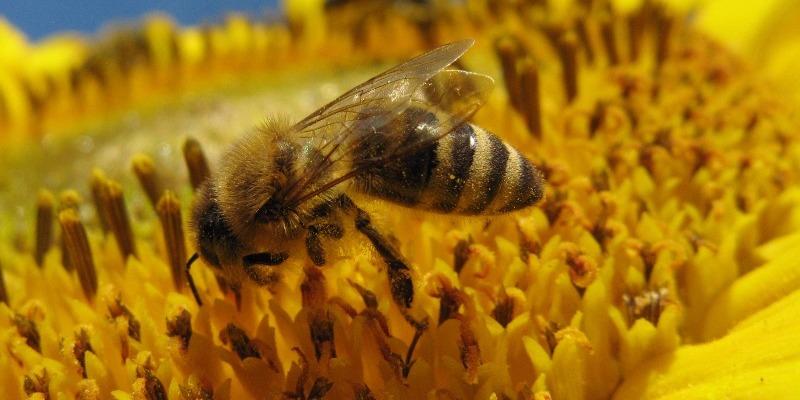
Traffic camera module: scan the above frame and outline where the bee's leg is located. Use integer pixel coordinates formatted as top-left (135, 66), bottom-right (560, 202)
top-left (305, 222), bottom-right (345, 266)
top-left (185, 252), bottom-right (203, 306)
top-left (305, 231), bottom-right (325, 266)
top-left (241, 252), bottom-right (288, 286)
top-left (336, 195), bottom-right (427, 330)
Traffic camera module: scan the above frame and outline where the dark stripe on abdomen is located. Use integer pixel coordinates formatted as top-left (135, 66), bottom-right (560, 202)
top-left (433, 124), bottom-right (476, 212)
top-left (498, 153), bottom-right (544, 212)
top-left (464, 133), bottom-right (509, 213)
top-left (353, 107), bottom-right (439, 206)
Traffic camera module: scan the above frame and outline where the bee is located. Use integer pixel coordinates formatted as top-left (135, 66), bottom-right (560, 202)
top-left (186, 39), bottom-right (544, 318)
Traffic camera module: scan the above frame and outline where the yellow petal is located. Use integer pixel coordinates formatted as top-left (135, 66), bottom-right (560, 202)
top-left (614, 288), bottom-right (800, 399)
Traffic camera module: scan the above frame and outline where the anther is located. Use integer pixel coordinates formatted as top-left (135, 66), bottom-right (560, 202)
top-left (131, 153), bottom-right (163, 209)
top-left (519, 59), bottom-right (543, 138)
top-left (34, 190), bottom-right (55, 267)
top-left (95, 174), bottom-right (138, 261)
top-left (556, 33), bottom-right (579, 103)
top-left (0, 261), bottom-right (7, 304)
top-left (623, 287), bottom-right (669, 326)
top-left (495, 37), bottom-right (523, 111)
top-left (491, 291), bottom-right (515, 328)
top-left (89, 170), bottom-right (110, 232)
top-left (182, 137), bottom-right (211, 190)
top-left (73, 328), bottom-right (94, 379)
top-left (219, 323), bottom-right (261, 360)
top-left (59, 209), bottom-right (98, 301)
top-left (166, 309), bottom-right (193, 351)
top-left (59, 190), bottom-right (82, 271)
top-left (655, 9), bottom-right (674, 70)
top-left (13, 313), bottom-right (41, 352)
top-left (627, 9), bottom-right (645, 61)
top-left (157, 191), bottom-right (187, 289)
top-left (575, 17), bottom-right (596, 64)
top-left (600, 16), bottom-right (620, 65)
top-left (453, 237), bottom-right (472, 274)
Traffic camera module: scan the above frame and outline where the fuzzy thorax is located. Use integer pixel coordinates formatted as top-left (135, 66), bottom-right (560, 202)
top-left (212, 120), bottom-right (293, 244)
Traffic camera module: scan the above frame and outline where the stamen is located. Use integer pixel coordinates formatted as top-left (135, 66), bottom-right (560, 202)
top-left (58, 209), bottom-right (98, 301)
top-left (623, 287), bottom-right (669, 326)
top-left (59, 190), bottom-right (82, 271)
top-left (519, 59), bottom-right (543, 138)
top-left (156, 191), bottom-right (187, 289)
top-left (219, 323), bottom-right (261, 360)
top-left (600, 15), bottom-right (620, 65)
top-left (166, 309), bottom-right (193, 351)
top-left (458, 316), bottom-right (481, 384)
top-left (134, 368), bottom-right (168, 400)
top-left (495, 37), bottom-right (523, 111)
top-left (89, 170), bottom-right (110, 232)
top-left (73, 328), bottom-right (94, 379)
top-left (308, 378), bottom-right (334, 399)
top-left (655, 8), bottom-right (674, 70)
top-left (131, 153), bottom-right (163, 209)
top-left (556, 33), bottom-right (579, 103)
top-left (95, 174), bottom-right (138, 261)
top-left (0, 261), bottom-right (6, 304)
top-left (34, 190), bottom-right (55, 267)
top-left (627, 8), bottom-right (645, 61)
top-left (182, 137), bottom-right (211, 190)
top-left (13, 313), bottom-right (41, 352)
top-left (23, 369), bottom-right (50, 398)
top-left (575, 17), bottom-right (596, 64)
top-left (491, 291), bottom-right (515, 328)
top-left (453, 237), bottom-right (472, 273)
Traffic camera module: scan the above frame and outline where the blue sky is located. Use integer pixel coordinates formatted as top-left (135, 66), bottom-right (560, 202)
top-left (2, 1), bottom-right (280, 41)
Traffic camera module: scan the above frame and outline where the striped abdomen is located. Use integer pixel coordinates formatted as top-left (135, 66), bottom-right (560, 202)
top-left (353, 107), bottom-right (544, 215)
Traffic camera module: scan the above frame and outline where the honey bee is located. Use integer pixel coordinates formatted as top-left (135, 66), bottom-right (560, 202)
top-left (186, 39), bottom-right (544, 317)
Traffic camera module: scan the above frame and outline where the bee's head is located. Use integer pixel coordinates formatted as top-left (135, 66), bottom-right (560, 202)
top-left (190, 183), bottom-right (244, 266)
top-left (187, 182), bottom-right (247, 307)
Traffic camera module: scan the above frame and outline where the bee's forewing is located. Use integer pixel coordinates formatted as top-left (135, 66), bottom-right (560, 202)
top-left (293, 39), bottom-right (476, 139)
top-left (278, 40), bottom-right (492, 206)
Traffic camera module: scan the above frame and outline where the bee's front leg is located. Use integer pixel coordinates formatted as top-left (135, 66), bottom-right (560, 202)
top-left (242, 252), bottom-right (288, 286)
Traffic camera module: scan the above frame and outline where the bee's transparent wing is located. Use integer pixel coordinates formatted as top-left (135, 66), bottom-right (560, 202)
top-left (277, 62), bottom-right (494, 206)
top-left (292, 40), bottom-right (475, 139)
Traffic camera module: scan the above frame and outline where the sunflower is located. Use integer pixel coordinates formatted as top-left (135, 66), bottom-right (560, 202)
top-left (1, 0), bottom-right (799, 399)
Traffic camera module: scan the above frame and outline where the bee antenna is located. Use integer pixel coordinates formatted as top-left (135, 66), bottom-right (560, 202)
top-left (185, 252), bottom-right (203, 306)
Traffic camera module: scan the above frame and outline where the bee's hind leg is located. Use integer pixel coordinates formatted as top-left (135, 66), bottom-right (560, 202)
top-left (336, 195), bottom-right (428, 331)
top-left (242, 252), bottom-right (288, 286)
top-left (305, 223), bottom-right (345, 266)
